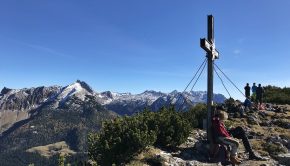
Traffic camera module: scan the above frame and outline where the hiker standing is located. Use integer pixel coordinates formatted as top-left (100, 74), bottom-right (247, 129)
top-left (256, 84), bottom-right (264, 105)
top-left (244, 83), bottom-right (251, 99)
top-left (252, 83), bottom-right (257, 101)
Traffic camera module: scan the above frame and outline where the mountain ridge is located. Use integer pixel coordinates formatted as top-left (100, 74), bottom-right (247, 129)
top-left (0, 80), bottom-right (226, 134)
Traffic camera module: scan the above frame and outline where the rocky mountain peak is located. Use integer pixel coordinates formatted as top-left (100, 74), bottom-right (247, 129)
top-left (169, 90), bottom-right (179, 95)
top-left (101, 91), bottom-right (114, 99)
top-left (57, 80), bottom-right (94, 103)
top-left (141, 90), bottom-right (165, 96)
top-left (75, 80), bottom-right (94, 93)
top-left (0, 87), bottom-right (12, 95)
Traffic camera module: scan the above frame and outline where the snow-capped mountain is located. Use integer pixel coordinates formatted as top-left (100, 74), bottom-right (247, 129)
top-left (98, 90), bottom-right (165, 105)
top-left (96, 89), bottom-right (226, 115)
top-left (0, 80), bottom-right (227, 134)
top-left (150, 90), bottom-right (226, 112)
top-left (56, 80), bottom-right (94, 104)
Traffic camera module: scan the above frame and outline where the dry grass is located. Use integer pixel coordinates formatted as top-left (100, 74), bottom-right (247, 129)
top-left (126, 146), bottom-right (162, 166)
top-left (26, 141), bottom-right (76, 158)
top-left (251, 139), bottom-right (268, 156)
top-left (226, 109), bottom-right (290, 156)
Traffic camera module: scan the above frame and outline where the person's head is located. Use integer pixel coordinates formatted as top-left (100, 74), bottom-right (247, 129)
top-left (218, 111), bottom-right (228, 121)
top-left (258, 84), bottom-right (261, 87)
top-left (253, 83), bottom-right (256, 85)
top-left (246, 83), bottom-right (249, 86)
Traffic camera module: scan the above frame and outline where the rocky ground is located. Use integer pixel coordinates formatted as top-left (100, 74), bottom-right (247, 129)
top-left (127, 105), bottom-right (290, 166)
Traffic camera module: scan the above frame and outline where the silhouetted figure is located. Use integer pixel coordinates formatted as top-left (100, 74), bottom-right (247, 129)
top-left (244, 83), bottom-right (251, 98)
top-left (256, 84), bottom-right (264, 104)
top-left (252, 83), bottom-right (257, 101)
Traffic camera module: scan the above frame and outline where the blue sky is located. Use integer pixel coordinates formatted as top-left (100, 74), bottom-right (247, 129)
top-left (1, 0), bottom-right (290, 100)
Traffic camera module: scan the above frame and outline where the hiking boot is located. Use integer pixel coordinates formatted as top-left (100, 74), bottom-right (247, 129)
top-left (230, 156), bottom-right (241, 165)
top-left (249, 153), bottom-right (267, 161)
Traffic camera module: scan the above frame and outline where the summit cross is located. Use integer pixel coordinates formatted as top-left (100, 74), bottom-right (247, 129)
top-left (200, 15), bottom-right (219, 145)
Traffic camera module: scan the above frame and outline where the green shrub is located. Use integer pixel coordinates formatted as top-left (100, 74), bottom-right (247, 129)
top-left (88, 115), bottom-right (157, 165)
top-left (264, 85), bottom-right (290, 104)
top-left (224, 98), bottom-right (237, 112)
top-left (58, 154), bottom-right (65, 166)
top-left (88, 107), bottom-right (191, 165)
top-left (154, 107), bottom-right (191, 147)
top-left (182, 103), bottom-right (207, 128)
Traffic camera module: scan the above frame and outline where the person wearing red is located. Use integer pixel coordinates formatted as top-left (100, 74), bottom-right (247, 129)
top-left (212, 111), bottom-right (241, 164)
top-left (213, 110), bottom-right (267, 163)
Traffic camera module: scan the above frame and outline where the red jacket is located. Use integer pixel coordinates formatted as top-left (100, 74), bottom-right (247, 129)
top-left (212, 117), bottom-right (231, 137)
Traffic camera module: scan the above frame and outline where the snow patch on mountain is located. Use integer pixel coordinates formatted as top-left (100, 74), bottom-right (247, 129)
top-left (97, 90), bottom-right (166, 105)
top-left (56, 80), bottom-right (94, 103)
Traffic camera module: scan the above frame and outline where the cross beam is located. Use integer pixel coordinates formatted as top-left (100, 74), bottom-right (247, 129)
top-left (200, 15), bottom-right (219, 145)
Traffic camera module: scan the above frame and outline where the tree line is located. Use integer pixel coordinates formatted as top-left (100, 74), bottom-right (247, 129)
top-left (264, 85), bottom-right (290, 104)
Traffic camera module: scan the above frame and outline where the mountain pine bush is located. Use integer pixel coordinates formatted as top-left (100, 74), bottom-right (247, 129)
top-left (182, 103), bottom-right (207, 129)
top-left (154, 107), bottom-right (191, 147)
top-left (88, 106), bottom-right (194, 165)
top-left (264, 85), bottom-right (290, 104)
top-left (88, 112), bottom-right (157, 165)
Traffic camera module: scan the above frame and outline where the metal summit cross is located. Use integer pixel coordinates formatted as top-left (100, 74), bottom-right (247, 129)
top-left (200, 15), bottom-right (219, 145)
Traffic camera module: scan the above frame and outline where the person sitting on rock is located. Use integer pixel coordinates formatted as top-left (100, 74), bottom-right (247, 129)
top-left (213, 110), bottom-right (267, 162)
top-left (212, 111), bottom-right (241, 164)
top-left (243, 97), bottom-right (252, 111)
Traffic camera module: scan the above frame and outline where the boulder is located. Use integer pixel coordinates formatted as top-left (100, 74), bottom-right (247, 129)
top-left (247, 115), bottom-right (260, 125)
top-left (276, 153), bottom-right (290, 165)
top-left (267, 135), bottom-right (288, 148)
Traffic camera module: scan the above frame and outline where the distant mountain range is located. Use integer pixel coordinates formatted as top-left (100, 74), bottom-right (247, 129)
top-left (0, 80), bottom-right (226, 136)
top-left (0, 80), bottom-right (225, 165)
top-left (0, 80), bottom-right (226, 165)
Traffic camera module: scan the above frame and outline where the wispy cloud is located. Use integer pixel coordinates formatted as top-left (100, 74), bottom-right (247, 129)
top-left (24, 43), bottom-right (74, 59)
top-left (5, 37), bottom-right (75, 59)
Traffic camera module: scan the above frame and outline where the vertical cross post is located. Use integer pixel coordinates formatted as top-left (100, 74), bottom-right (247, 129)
top-left (207, 15), bottom-right (214, 146)
top-left (200, 15), bottom-right (219, 146)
